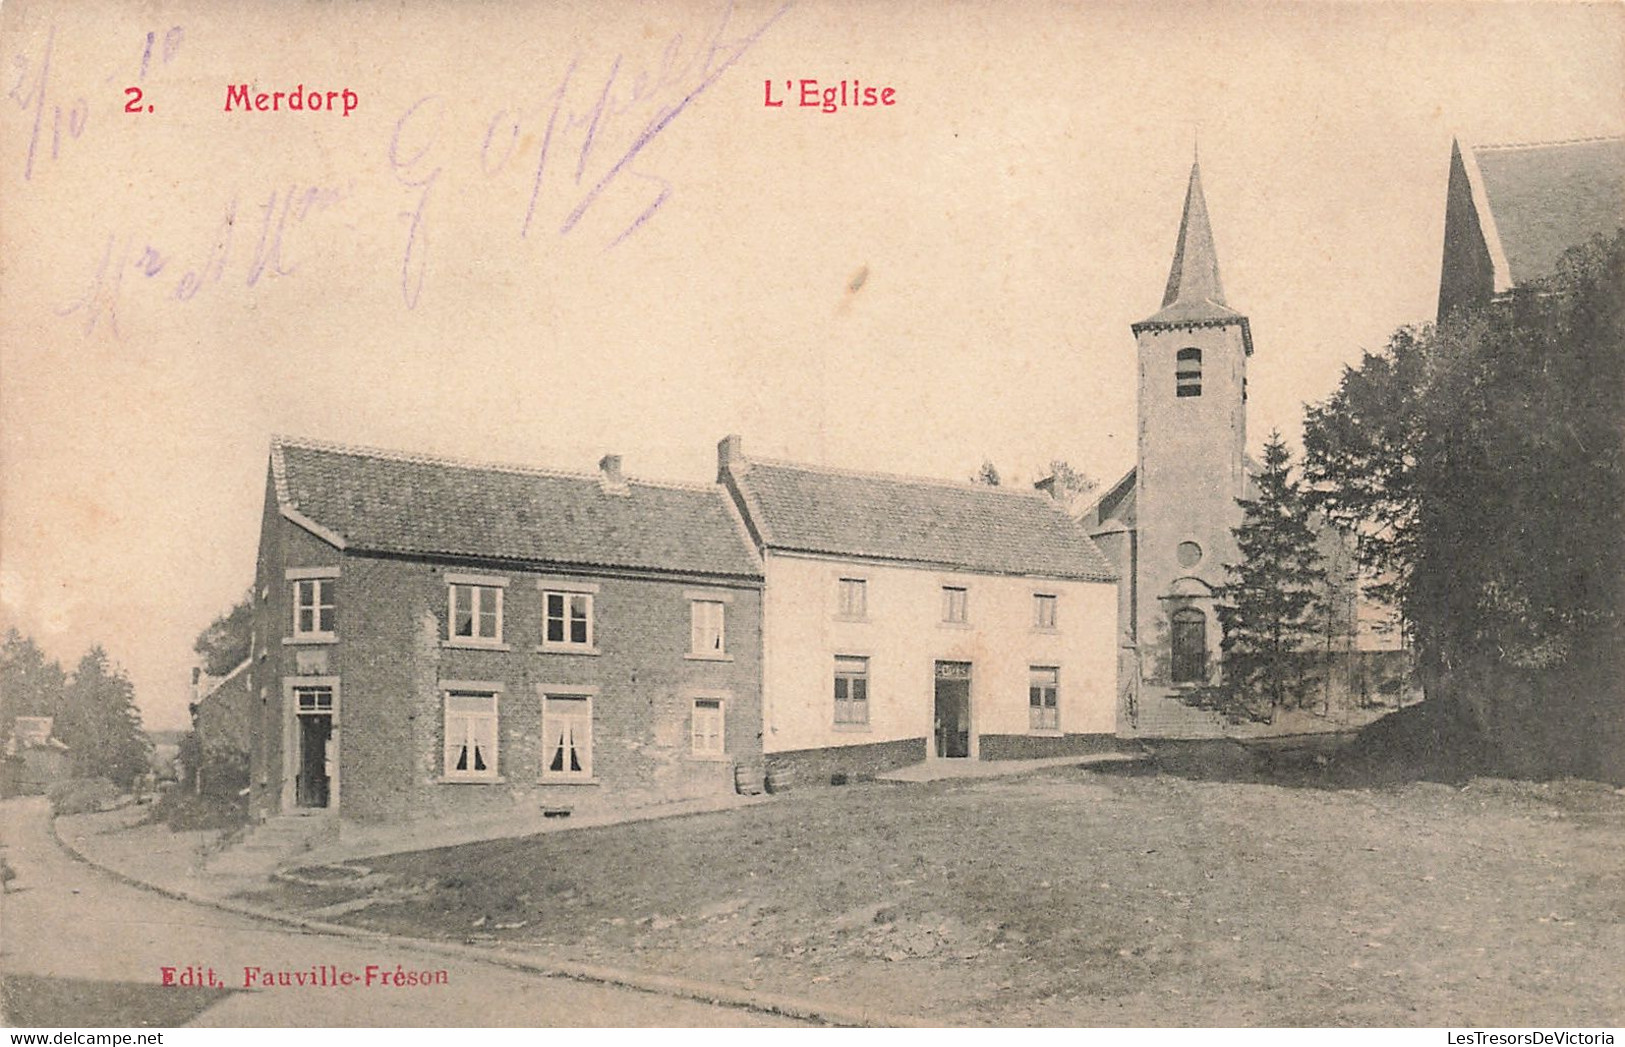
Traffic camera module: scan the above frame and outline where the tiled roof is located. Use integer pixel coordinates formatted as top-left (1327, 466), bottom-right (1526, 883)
top-left (1134, 161), bottom-right (1254, 354)
top-left (270, 437), bottom-right (761, 579)
top-left (1470, 137), bottom-right (1625, 286)
top-left (727, 458), bottom-right (1117, 582)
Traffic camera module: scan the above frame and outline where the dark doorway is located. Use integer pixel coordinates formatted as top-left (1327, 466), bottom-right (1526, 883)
top-left (934, 661), bottom-right (971, 758)
top-left (1171, 608), bottom-right (1208, 684)
top-left (296, 714), bottom-right (331, 808)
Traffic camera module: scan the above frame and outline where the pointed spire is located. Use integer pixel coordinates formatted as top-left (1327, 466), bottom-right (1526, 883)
top-left (1160, 161), bottom-right (1228, 310)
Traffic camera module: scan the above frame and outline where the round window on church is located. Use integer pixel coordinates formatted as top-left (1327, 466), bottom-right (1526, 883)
top-left (1177, 541), bottom-right (1203, 568)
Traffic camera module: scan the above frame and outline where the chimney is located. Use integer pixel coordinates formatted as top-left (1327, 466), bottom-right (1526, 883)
top-left (1034, 475), bottom-right (1058, 499)
top-left (598, 454), bottom-right (629, 495)
top-left (716, 434), bottom-right (743, 482)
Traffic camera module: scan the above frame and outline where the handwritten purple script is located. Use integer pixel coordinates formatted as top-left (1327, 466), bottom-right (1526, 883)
top-left (389, 0), bottom-right (791, 308)
top-left (30, 0), bottom-right (790, 336)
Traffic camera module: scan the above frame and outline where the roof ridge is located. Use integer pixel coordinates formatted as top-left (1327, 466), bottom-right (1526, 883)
top-left (1470, 134), bottom-right (1624, 152)
top-left (270, 434), bottom-right (723, 495)
top-left (745, 454), bottom-right (1057, 501)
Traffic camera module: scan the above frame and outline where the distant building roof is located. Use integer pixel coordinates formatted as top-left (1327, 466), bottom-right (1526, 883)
top-left (1438, 136), bottom-right (1625, 320)
top-left (7, 716), bottom-right (67, 754)
top-left (722, 446), bottom-right (1117, 583)
top-left (270, 436), bottom-right (762, 581)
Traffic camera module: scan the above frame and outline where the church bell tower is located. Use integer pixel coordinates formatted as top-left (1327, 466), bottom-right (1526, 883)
top-left (1129, 160), bottom-right (1252, 691)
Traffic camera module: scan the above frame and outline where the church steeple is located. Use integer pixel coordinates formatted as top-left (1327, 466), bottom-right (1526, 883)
top-left (1135, 160), bottom-right (1251, 352)
top-left (1161, 162), bottom-right (1227, 311)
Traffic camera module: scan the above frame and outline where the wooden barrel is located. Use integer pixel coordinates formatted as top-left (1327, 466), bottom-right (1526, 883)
top-left (764, 765), bottom-right (796, 794)
top-left (733, 762), bottom-right (764, 796)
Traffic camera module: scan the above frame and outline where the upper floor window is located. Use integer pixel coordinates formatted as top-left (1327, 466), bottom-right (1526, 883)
top-left (690, 600), bottom-right (726, 656)
top-left (287, 567), bottom-right (339, 641)
top-left (447, 574), bottom-right (506, 645)
top-left (543, 591), bottom-right (594, 649)
top-left (1171, 608), bottom-right (1208, 684)
top-left (941, 586), bottom-right (969, 624)
top-left (1033, 593), bottom-right (1058, 630)
top-left (1176, 347), bottom-right (1202, 398)
top-left (293, 578), bottom-right (336, 639)
top-left (837, 577), bottom-right (868, 619)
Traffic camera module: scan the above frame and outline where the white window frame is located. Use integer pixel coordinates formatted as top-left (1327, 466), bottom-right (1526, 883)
top-left (446, 573), bottom-right (507, 647)
top-left (833, 655), bottom-right (870, 726)
top-left (690, 696), bottom-right (726, 758)
top-left (836, 577), bottom-right (868, 620)
top-left (542, 590), bottom-right (595, 650)
top-left (442, 686), bottom-right (500, 782)
top-left (690, 599), bottom-right (726, 657)
top-left (540, 691), bottom-right (594, 781)
top-left (941, 585), bottom-right (969, 624)
top-left (1029, 666), bottom-right (1060, 732)
top-left (286, 566), bottom-right (339, 642)
top-left (1033, 593), bottom-right (1058, 631)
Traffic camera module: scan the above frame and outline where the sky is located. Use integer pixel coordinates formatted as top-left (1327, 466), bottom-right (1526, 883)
top-left (1, 0), bottom-right (1620, 731)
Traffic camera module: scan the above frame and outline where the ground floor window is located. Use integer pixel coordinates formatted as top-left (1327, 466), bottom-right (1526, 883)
top-left (834, 655), bottom-right (869, 725)
top-left (691, 698), bottom-right (725, 756)
top-left (543, 694), bottom-right (593, 779)
top-left (444, 691), bottom-right (498, 780)
top-left (1029, 666), bottom-right (1059, 731)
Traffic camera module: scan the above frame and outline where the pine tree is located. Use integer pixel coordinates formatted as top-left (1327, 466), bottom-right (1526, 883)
top-left (59, 647), bottom-right (151, 789)
top-left (1216, 432), bottom-right (1328, 721)
top-left (0, 629), bottom-right (69, 730)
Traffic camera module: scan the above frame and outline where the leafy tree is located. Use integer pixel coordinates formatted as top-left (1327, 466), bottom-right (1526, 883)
top-left (0, 629), bottom-right (68, 730)
top-left (1041, 459), bottom-right (1098, 516)
top-left (1213, 432), bottom-right (1328, 721)
top-left (971, 460), bottom-right (1002, 486)
top-left (57, 646), bottom-right (151, 789)
top-left (193, 590), bottom-right (254, 676)
top-left (1303, 231), bottom-right (1625, 778)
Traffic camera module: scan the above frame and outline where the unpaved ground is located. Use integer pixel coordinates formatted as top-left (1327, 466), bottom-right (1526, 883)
top-left (244, 768), bottom-right (1625, 1026)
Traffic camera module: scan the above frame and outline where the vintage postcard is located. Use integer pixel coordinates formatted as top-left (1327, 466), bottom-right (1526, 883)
top-left (1, 0), bottom-right (1621, 1032)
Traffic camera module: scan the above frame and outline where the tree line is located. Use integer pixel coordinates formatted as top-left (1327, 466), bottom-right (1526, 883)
top-left (1, 630), bottom-right (152, 789)
top-left (1207, 231), bottom-right (1623, 778)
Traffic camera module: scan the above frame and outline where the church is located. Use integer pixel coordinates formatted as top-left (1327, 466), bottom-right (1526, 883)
top-left (1080, 161), bottom-right (1396, 737)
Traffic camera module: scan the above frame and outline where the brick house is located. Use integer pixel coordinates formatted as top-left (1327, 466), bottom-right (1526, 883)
top-left (716, 436), bottom-right (1122, 783)
top-left (247, 436), bottom-right (763, 825)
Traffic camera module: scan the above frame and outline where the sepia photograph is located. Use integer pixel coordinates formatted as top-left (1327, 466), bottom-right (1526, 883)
top-left (0, 0), bottom-right (1621, 1032)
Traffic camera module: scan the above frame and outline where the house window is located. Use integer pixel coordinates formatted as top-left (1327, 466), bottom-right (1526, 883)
top-left (543, 591), bottom-right (594, 649)
top-left (833, 656), bottom-right (869, 725)
top-left (1176, 347), bottom-right (1202, 398)
top-left (443, 691), bottom-right (498, 780)
top-left (1033, 593), bottom-right (1058, 630)
top-left (293, 578), bottom-right (335, 638)
top-left (449, 582), bottom-right (503, 643)
top-left (837, 578), bottom-right (868, 619)
top-left (690, 600), bottom-right (726, 656)
top-left (691, 698), bottom-right (725, 757)
top-left (295, 685), bottom-right (334, 712)
top-left (1171, 608), bottom-right (1208, 684)
top-left (542, 695), bottom-right (592, 779)
top-left (941, 586), bottom-right (968, 624)
top-left (1029, 667), bottom-right (1059, 731)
